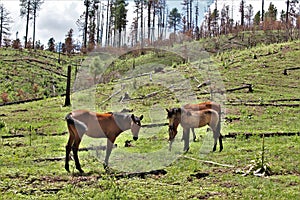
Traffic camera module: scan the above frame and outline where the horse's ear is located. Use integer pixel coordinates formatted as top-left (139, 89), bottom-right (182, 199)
top-left (131, 114), bottom-right (135, 121)
top-left (139, 115), bottom-right (144, 120)
top-left (166, 108), bottom-right (170, 113)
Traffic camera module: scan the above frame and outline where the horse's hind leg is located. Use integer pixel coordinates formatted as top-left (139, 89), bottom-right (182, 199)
top-left (104, 138), bottom-right (114, 169)
top-left (72, 135), bottom-right (84, 173)
top-left (219, 134), bottom-right (223, 152)
top-left (183, 128), bottom-right (190, 152)
top-left (212, 130), bottom-right (218, 152)
top-left (65, 126), bottom-right (75, 172)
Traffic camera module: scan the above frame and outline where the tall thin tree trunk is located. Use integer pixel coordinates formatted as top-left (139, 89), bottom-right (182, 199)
top-left (189, 0), bottom-right (192, 30)
top-left (152, 2), bottom-right (155, 43)
top-left (84, 0), bottom-right (89, 48)
top-left (261, 0), bottom-right (264, 21)
top-left (100, 4), bottom-right (104, 46)
top-left (33, 7), bottom-right (36, 49)
top-left (96, 4), bottom-right (100, 44)
top-left (147, 1), bottom-right (151, 42)
top-left (25, 0), bottom-right (30, 48)
top-left (140, 0), bottom-right (144, 47)
top-left (0, 7), bottom-right (3, 47)
top-left (105, 0), bottom-right (110, 46)
top-left (286, 0), bottom-right (289, 24)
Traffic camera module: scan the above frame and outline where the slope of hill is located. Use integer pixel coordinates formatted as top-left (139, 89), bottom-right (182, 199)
top-left (0, 48), bottom-right (82, 104)
top-left (0, 40), bottom-right (299, 199)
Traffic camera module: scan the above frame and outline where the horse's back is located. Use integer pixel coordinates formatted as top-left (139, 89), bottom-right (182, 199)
top-left (181, 109), bottom-right (219, 129)
top-left (184, 101), bottom-right (221, 113)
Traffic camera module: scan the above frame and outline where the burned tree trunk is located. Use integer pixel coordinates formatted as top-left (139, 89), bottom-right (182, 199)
top-left (64, 65), bottom-right (71, 107)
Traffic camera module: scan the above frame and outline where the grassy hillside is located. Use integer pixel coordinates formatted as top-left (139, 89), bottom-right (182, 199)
top-left (0, 40), bottom-right (299, 199)
top-left (0, 48), bottom-right (82, 103)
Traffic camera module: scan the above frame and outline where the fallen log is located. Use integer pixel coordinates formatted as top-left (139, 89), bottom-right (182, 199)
top-left (198, 84), bottom-right (253, 95)
top-left (226, 84), bottom-right (253, 93)
top-left (99, 89), bottom-right (122, 105)
top-left (225, 102), bottom-right (300, 107)
top-left (114, 169), bottom-right (167, 179)
top-left (33, 157), bottom-right (65, 162)
top-left (225, 132), bottom-right (300, 139)
top-left (1, 134), bottom-right (25, 139)
top-left (227, 98), bottom-right (300, 103)
top-left (0, 94), bottom-right (66, 107)
top-left (283, 67), bottom-right (300, 75)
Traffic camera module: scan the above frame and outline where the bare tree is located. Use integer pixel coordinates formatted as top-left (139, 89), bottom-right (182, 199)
top-left (20, 0), bottom-right (31, 48)
top-left (32, 0), bottom-right (44, 50)
top-left (245, 4), bottom-right (253, 27)
top-left (0, 4), bottom-right (12, 47)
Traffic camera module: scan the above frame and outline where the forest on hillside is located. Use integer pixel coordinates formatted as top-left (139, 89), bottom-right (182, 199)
top-left (0, 0), bottom-right (299, 52)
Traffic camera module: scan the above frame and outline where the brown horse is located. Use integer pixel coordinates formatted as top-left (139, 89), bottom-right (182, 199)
top-left (166, 107), bottom-right (222, 152)
top-left (65, 109), bottom-right (143, 173)
top-left (183, 101), bottom-right (221, 142)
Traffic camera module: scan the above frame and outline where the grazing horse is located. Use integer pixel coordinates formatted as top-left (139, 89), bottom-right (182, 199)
top-left (166, 107), bottom-right (222, 152)
top-left (183, 101), bottom-right (222, 142)
top-left (65, 109), bottom-right (143, 173)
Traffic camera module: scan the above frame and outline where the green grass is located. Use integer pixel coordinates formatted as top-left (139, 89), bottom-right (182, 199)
top-left (0, 48), bottom-right (83, 103)
top-left (0, 40), bottom-right (300, 199)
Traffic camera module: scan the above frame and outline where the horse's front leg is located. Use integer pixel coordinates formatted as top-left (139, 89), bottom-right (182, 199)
top-left (183, 128), bottom-right (190, 152)
top-left (104, 138), bottom-right (114, 169)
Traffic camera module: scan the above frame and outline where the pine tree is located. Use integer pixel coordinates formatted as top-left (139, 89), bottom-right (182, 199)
top-left (64, 28), bottom-right (74, 54)
top-left (168, 7), bottom-right (181, 34)
top-left (265, 2), bottom-right (277, 21)
top-left (47, 37), bottom-right (55, 52)
top-left (113, 0), bottom-right (128, 47)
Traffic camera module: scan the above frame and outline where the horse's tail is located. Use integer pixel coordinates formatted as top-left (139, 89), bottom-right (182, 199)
top-left (208, 109), bottom-right (220, 133)
top-left (217, 105), bottom-right (222, 137)
top-left (217, 105), bottom-right (223, 151)
top-left (65, 113), bottom-right (88, 134)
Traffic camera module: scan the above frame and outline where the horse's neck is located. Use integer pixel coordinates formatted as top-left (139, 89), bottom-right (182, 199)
top-left (113, 113), bottom-right (131, 131)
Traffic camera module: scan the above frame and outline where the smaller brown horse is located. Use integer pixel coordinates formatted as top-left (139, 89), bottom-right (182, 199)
top-left (166, 107), bottom-right (221, 152)
top-left (65, 110), bottom-right (143, 173)
top-left (183, 101), bottom-right (221, 142)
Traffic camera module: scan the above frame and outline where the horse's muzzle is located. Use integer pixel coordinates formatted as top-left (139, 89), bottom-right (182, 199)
top-left (133, 136), bottom-right (138, 141)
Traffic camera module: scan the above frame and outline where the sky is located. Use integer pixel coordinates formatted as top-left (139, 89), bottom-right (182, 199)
top-left (0, 0), bottom-right (289, 47)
